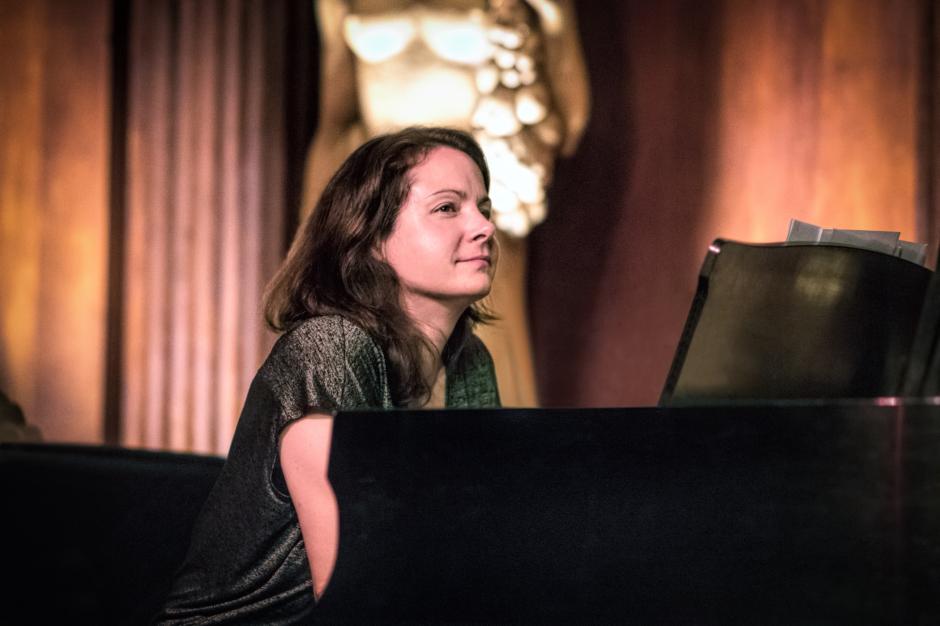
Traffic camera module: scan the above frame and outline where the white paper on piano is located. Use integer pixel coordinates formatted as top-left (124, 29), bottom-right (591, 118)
top-left (786, 219), bottom-right (928, 266)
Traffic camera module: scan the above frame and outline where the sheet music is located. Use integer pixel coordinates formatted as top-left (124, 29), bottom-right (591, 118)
top-left (786, 218), bottom-right (927, 265)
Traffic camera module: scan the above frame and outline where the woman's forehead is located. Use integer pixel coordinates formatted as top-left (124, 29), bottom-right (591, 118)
top-left (408, 146), bottom-right (485, 193)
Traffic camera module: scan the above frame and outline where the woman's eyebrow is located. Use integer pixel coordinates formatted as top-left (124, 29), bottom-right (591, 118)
top-left (425, 188), bottom-right (465, 198)
top-left (424, 189), bottom-right (490, 206)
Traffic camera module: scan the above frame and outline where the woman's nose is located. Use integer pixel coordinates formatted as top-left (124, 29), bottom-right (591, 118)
top-left (470, 208), bottom-right (496, 241)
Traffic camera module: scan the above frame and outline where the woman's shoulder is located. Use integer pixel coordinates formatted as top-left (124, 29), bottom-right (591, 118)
top-left (258, 315), bottom-right (390, 418)
top-left (271, 315), bottom-right (380, 361)
top-left (261, 315), bottom-right (385, 390)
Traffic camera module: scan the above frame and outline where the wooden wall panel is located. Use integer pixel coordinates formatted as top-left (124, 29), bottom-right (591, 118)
top-left (704, 0), bottom-right (921, 245)
top-left (0, 1), bottom-right (43, 427)
top-left (0, 0), bottom-right (110, 442)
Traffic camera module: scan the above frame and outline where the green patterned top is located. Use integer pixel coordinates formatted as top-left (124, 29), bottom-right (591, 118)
top-left (157, 315), bottom-right (500, 624)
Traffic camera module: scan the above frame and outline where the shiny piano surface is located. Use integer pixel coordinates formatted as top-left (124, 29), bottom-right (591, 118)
top-left (316, 402), bottom-right (940, 623)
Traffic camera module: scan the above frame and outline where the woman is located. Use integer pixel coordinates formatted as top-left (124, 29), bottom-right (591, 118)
top-left (157, 127), bottom-right (500, 624)
top-left (306, 0), bottom-right (591, 407)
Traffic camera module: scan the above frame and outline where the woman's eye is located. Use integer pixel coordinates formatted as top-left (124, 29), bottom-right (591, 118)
top-left (434, 203), bottom-right (457, 214)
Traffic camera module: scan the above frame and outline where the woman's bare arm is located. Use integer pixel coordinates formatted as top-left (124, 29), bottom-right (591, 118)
top-left (279, 412), bottom-right (339, 599)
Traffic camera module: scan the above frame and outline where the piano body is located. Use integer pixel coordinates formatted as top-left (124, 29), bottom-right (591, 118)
top-left (317, 403), bottom-right (940, 623)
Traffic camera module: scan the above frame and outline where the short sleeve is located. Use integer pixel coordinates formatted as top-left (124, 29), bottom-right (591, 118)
top-left (259, 316), bottom-right (389, 431)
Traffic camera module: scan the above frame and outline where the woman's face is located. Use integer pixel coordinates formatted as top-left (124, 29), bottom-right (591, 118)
top-left (382, 145), bottom-right (497, 314)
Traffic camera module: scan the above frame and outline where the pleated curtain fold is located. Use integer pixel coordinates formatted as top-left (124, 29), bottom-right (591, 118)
top-left (121, 0), bottom-right (289, 454)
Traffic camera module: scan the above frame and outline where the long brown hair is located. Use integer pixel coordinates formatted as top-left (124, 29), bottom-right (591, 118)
top-left (264, 127), bottom-right (493, 407)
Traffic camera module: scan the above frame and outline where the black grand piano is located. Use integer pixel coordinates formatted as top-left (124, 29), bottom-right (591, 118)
top-left (319, 400), bottom-right (940, 623)
top-left (313, 240), bottom-right (940, 623)
top-left (4, 241), bottom-right (940, 623)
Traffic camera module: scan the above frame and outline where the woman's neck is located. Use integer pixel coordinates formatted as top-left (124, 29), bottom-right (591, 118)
top-left (402, 294), bottom-right (466, 387)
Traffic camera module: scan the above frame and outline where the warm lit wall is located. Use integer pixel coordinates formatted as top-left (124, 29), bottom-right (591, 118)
top-left (1, 0), bottom-right (315, 453)
top-left (530, 0), bottom-right (933, 408)
top-left (0, 0), bottom-right (111, 442)
top-left (704, 0), bottom-right (921, 244)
